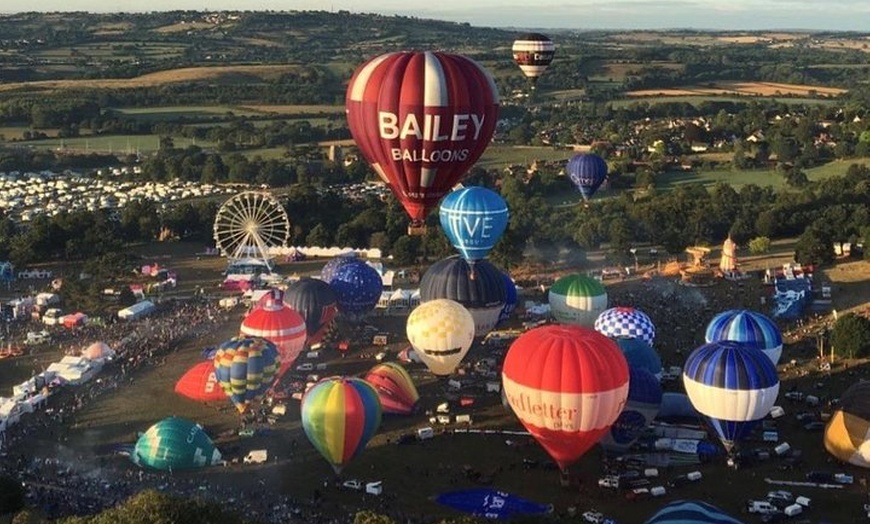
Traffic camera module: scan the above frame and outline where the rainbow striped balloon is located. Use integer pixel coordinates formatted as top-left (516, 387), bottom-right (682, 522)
top-left (364, 362), bottom-right (420, 415)
top-left (213, 336), bottom-right (280, 414)
top-left (301, 377), bottom-right (382, 473)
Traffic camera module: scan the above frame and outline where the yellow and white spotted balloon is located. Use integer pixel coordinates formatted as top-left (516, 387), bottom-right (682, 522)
top-left (406, 299), bottom-right (475, 376)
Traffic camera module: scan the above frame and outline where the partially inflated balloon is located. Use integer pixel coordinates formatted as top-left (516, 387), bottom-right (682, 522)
top-left (614, 337), bottom-right (663, 379)
top-left (364, 363), bottom-right (420, 415)
top-left (213, 336), bottom-right (280, 414)
top-left (301, 377), bottom-right (382, 474)
top-left (498, 272), bottom-right (518, 325)
top-left (502, 325), bottom-right (629, 470)
top-left (645, 500), bottom-right (745, 524)
top-left (175, 361), bottom-right (227, 402)
top-left (132, 417), bottom-right (222, 471)
top-left (599, 367), bottom-right (662, 452)
top-left (346, 51), bottom-right (499, 232)
top-left (825, 381), bottom-right (870, 468)
top-left (439, 186), bottom-right (509, 263)
top-left (406, 299), bottom-right (475, 376)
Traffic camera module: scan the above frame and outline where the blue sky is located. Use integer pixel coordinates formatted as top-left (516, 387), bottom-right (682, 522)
top-left (1, 0), bottom-right (869, 31)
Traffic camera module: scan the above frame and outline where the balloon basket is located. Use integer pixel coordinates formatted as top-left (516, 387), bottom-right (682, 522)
top-left (407, 223), bottom-right (427, 236)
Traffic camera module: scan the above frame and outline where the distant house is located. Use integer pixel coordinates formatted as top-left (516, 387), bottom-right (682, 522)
top-left (690, 142), bottom-right (709, 152)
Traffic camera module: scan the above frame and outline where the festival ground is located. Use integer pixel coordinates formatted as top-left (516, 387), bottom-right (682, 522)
top-left (2, 240), bottom-right (870, 523)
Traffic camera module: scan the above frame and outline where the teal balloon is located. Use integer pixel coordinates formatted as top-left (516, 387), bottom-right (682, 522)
top-left (132, 417), bottom-right (222, 470)
top-left (439, 187), bottom-right (509, 262)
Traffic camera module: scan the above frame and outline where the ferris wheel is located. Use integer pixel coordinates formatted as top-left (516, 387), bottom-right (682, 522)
top-left (213, 191), bottom-right (290, 269)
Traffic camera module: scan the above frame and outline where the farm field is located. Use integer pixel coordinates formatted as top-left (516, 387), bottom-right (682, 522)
top-left (2, 240), bottom-right (869, 523)
top-left (626, 81), bottom-right (847, 98)
top-left (476, 144), bottom-right (576, 169)
top-left (659, 158), bottom-right (870, 191)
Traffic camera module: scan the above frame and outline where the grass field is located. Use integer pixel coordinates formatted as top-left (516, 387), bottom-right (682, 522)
top-left (626, 81), bottom-right (847, 98)
top-left (477, 144), bottom-right (576, 169)
top-left (610, 95), bottom-right (838, 108)
top-left (21, 135), bottom-right (213, 155)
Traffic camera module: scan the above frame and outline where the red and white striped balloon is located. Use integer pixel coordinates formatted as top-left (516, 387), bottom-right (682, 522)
top-left (346, 51), bottom-right (499, 227)
top-left (241, 292), bottom-right (307, 378)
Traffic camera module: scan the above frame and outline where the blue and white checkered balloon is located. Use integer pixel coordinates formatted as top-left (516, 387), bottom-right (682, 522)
top-left (594, 307), bottom-right (656, 347)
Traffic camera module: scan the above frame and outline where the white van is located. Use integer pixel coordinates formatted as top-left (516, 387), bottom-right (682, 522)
top-left (747, 500), bottom-right (779, 514)
top-left (243, 450), bottom-right (268, 464)
top-left (296, 363), bottom-right (314, 372)
top-left (416, 427), bottom-right (434, 440)
top-left (784, 504), bottom-right (803, 517)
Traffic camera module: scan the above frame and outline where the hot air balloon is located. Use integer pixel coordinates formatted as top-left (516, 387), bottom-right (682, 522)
top-left (346, 51), bottom-right (499, 234)
top-left (615, 337), bottom-right (663, 379)
top-left (682, 340), bottom-right (779, 453)
top-left (132, 417), bottom-right (222, 471)
top-left (439, 186), bottom-right (509, 263)
top-left (175, 361), bottom-right (227, 402)
top-left (502, 324), bottom-right (629, 470)
top-left (566, 153), bottom-right (608, 201)
top-left (498, 272), bottom-right (518, 325)
top-left (213, 336), bottom-right (280, 414)
top-left (321, 253), bottom-right (358, 283)
top-left (406, 299), bottom-right (475, 376)
top-left (511, 33), bottom-right (555, 85)
top-left (595, 306), bottom-right (656, 347)
top-left (240, 290), bottom-right (307, 377)
top-left (284, 277), bottom-right (338, 346)
top-left (599, 366), bottom-right (662, 453)
top-left (301, 377), bottom-right (382, 474)
top-left (419, 255), bottom-right (506, 337)
top-left (825, 381), bottom-right (870, 468)
top-left (705, 309), bottom-right (783, 365)
top-left (364, 362), bottom-right (420, 415)
top-left (548, 274), bottom-right (608, 327)
top-left (328, 259), bottom-right (383, 323)
top-left (645, 500), bottom-right (745, 524)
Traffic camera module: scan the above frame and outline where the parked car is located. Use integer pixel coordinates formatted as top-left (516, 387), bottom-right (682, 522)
top-left (767, 490), bottom-right (794, 506)
top-left (342, 479), bottom-right (363, 491)
top-left (803, 421), bottom-right (826, 432)
top-left (582, 510), bottom-right (604, 523)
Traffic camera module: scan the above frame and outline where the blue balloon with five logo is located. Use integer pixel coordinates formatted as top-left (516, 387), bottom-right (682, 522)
top-left (439, 187), bottom-right (509, 263)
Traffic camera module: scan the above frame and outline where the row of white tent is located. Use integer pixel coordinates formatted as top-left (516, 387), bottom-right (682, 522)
top-left (0, 342), bottom-right (115, 447)
top-left (376, 288), bottom-right (421, 309)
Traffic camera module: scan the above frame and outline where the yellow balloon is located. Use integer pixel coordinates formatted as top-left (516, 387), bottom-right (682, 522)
top-left (406, 299), bottom-right (475, 376)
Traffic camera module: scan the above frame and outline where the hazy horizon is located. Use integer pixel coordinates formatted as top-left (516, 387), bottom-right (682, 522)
top-left (1, 1), bottom-right (869, 32)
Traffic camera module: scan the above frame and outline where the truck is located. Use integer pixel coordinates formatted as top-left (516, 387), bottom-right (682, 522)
top-left (243, 450), bottom-right (268, 464)
top-left (747, 500), bottom-right (780, 515)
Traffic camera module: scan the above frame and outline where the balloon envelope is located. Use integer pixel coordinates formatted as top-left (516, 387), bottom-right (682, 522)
top-left (615, 337), bottom-right (663, 379)
top-left (175, 361), bottom-right (227, 402)
top-left (419, 256), bottom-right (506, 337)
top-left (645, 500), bottom-right (745, 524)
top-left (436, 488), bottom-right (552, 520)
top-left (213, 336), bottom-right (280, 414)
top-left (498, 272), bottom-right (518, 325)
top-left (600, 366), bottom-right (662, 452)
top-left (548, 274), bottom-right (608, 327)
top-left (566, 153), bottom-right (608, 200)
top-left (132, 417), bottom-right (222, 471)
top-left (595, 307), bottom-right (656, 347)
top-left (346, 51), bottom-right (499, 228)
top-left (284, 277), bottom-right (338, 346)
top-left (502, 324), bottom-right (629, 470)
top-left (364, 362), bottom-right (420, 415)
top-left (301, 377), bottom-right (382, 473)
top-left (682, 340), bottom-right (779, 452)
top-left (439, 186), bottom-right (509, 262)
top-left (512, 33), bottom-right (555, 82)
top-left (825, 381), bottom-right (870, 467)
top-left (406, 299), bottom-right (475, 376)
top-left (240, 290), bottom-right (307, 376)
top-left (321, 254), bottom-right (358, 283)
top-left (705, 309), bottom-right (783, 365)
top-left (328, 260), bottom-right (383, 323)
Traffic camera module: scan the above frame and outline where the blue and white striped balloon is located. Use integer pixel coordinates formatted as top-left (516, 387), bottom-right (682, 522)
top-left (645, 500), bottom-right (745, 524)
top-left (683, 340), bottom-right (779, 452)
top-left (705, 309), bottom-right (783, 365)
top-left (439, 187), bottom-right (509, 263)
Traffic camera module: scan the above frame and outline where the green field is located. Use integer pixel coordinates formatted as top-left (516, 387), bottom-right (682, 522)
top-left (609, 95), bottom-right (838, 107)
top-left (477, 144), bottom-right (576, 169)
top-left (659, 158), bottom-right (870, 191)
top-left (113, 106), bottom-right (265, 122)
top-left (25, 134), bottom-right (213, 154)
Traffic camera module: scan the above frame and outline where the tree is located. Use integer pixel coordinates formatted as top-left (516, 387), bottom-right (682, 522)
top-left (354, 511), bottom-right (396, 524)
top-left (58, 490), bottom-right (247, 524)
top-left (748, 236), bottom-right (771, 255)
top-left (830, 314), bottom-right (870, 359)
top-left (793, 226), bottom-right (833, 266)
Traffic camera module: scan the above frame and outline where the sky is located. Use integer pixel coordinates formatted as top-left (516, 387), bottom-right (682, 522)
top-left (1, 0), bottom-right (869, 31)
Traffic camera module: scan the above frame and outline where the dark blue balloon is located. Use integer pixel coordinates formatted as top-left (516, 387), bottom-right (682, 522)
top-left (328, 260), bottom-right (382, 324)
top-left (601, 366), bottom-right (662, 451)
top-left (321, 253), bottom-right (358, 283)
top-left (566, 153), bottom-right (607, 200)
top-left (439, 187), bottom-right (509, 262)
top-left (498, 272), bottom-right (518, 325)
